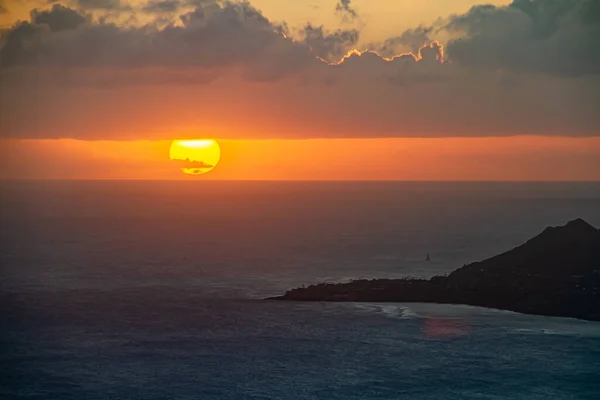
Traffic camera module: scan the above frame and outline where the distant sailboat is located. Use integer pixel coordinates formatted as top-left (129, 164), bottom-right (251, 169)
top-left (426, 253), bottom-right (431, 262)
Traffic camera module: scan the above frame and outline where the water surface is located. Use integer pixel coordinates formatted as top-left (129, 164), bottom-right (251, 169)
top-left (2, 181), bottom-right (600, 399)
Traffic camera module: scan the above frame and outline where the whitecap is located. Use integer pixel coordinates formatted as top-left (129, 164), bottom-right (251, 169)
top-left (348, 303), bottom-right (420, 320)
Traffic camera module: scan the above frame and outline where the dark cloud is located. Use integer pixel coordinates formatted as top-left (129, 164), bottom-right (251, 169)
top-left (0, 1), bottom-right (310, 73)
top-left (0, 1), bottom-right (360, 74)
top-left (75, 0), bottom-right (128, 10)
top-left (444, 0), bottom-right (600, 76)
top-left (300, 23), bottom-right (359, 60)
top-left (32, 4), bottom-right (88, 31)
top-left (171, 159), bottom-right (214, 169)
top-left (0, 2), bottom-right (8, 15)
top-left (335, 0), bottom-right (356, 20)
top-left (378, 26), bottom-right (433, 55)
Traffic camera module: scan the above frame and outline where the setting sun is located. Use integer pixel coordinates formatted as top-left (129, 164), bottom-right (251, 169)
top-left (169, 139), bottom-right (221, 176)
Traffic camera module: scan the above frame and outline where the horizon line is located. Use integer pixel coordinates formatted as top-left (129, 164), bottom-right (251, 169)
top-left (2, 179), bottom-right (600, 183)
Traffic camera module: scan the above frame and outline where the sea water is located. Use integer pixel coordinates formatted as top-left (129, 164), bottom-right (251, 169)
top-left (1, 181), bottom-right (600, 399)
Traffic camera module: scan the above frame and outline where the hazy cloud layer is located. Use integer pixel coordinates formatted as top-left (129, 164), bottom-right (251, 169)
top-left (0, 0), bottom-right (599, 139)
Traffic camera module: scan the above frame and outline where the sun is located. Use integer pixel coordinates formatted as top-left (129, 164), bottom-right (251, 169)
top-left (169, 139), bottom-right (221, 175)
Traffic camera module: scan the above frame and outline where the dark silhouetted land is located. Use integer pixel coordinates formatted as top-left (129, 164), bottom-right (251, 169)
top-left (271, 219), bottom-right (600, 321)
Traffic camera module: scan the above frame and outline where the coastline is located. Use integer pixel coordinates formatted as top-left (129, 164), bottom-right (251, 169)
top-left (270, 219), bottom-right (600, 322)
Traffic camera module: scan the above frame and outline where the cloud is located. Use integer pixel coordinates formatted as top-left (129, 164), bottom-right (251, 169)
top-left (74, 0), bottom-right (128, 11)
top-left (335, 0), bottom-right (356, 21)
top-left (171, 159), bottom-right (214, 169)
top-left (0, 1), bottom-right (305, 71)
top-left (300, 23), bottom-right (359, 60)
top-left (443, 0), bottom-right (600, 76)
top-left (3, 0), bottom-right (596, 75)
top-left (0, 0), bottom-right (599, 140)
top-left (142, 0), bottom-right (181, 13)
top-left (31, 4), bottom-right (88, 31)
top-left (377, 26), bottom-right (433, 55)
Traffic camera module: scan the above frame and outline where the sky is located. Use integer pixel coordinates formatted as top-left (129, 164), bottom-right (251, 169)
top-left (0, 0), bottom-right (599, 180)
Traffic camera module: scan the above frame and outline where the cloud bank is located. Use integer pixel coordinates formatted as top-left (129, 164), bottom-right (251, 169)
top-left (0, 0), bottom-right (599, 139)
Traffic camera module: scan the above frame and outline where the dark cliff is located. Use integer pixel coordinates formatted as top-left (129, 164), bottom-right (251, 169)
top-left (271, 219), bottom-right (600, 321)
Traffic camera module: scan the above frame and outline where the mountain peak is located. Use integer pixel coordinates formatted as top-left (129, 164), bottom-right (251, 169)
top-left (536, 218), bottom-right (598, 241)
top-left (564, 218), bottom-right (597, 232)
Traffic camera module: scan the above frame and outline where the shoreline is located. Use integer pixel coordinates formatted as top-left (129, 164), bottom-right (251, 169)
top-left (269, 219), bottom-right (600, 322)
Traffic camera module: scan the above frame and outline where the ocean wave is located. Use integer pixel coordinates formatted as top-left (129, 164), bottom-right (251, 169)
top-left (350, 303), bottom-right (420, 320)
top-left (510, 326), bottom-right (600, 337)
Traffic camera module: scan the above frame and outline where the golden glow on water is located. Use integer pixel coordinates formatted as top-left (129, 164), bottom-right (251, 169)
top-left (169, 139), bottom-right (221, 176)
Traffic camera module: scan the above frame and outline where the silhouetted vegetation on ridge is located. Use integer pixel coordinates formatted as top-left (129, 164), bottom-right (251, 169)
top-left (271, 219), bottom-right (600, 321)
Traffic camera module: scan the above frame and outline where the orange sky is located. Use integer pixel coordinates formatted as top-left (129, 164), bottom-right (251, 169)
top-left (2, 137), bottom-right (599, 181)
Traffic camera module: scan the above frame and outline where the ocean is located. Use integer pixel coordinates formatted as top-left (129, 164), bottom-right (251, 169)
top-left (2, 181), bottom-right (600, 399)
